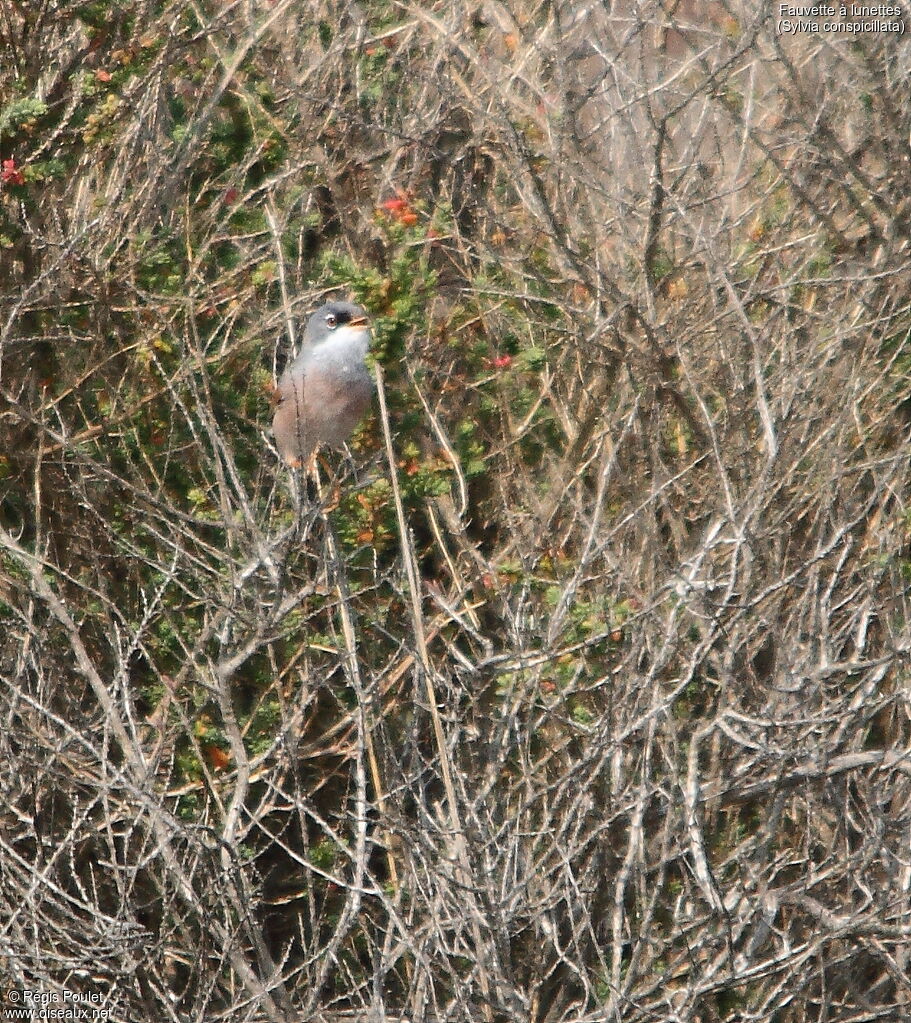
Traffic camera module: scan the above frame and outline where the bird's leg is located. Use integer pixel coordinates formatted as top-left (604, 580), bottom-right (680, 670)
top-left (315, 453), bottom-right (342, 512)
top-left (298, 452), bottom-right (319, 505)
top-left (301, 452), bottom-right (341, 511)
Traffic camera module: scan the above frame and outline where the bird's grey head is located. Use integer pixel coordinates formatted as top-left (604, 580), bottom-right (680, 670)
top-left (305, 300), bottom-right (370, 346)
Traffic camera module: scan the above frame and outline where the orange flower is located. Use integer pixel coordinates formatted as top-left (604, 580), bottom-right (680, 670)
top-left (204, 744), bottom-right (231, 771)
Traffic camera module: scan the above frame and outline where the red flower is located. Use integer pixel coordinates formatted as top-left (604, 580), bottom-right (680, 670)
top-left (381, 197), bottom-right (408, 214)
top-left (1, 159), bottom-right (24, 186)
top-left (492, 355), bottom-right (512, 369)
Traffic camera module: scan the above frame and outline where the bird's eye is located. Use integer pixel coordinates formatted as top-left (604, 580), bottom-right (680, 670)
top-left (325, 313), bottom-right (337, 328)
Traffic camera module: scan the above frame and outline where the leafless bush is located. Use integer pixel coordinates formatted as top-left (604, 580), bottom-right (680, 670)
top-left (2, 1), bottom-right (911, 1020)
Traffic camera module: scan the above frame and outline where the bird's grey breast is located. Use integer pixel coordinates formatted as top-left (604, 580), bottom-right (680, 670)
top-left (309, 332), bottom-right (372, 387)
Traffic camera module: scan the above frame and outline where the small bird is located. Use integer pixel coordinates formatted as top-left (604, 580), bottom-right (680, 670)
top-left (272, 300), bottom-right (374, 469)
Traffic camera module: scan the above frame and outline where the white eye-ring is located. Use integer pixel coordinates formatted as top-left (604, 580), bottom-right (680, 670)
top-left (325, 313), bottom-right (337, 328)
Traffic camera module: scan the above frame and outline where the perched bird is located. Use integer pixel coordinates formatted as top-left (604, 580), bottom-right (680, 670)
top-left (272, 300), bottom-right (374, 468)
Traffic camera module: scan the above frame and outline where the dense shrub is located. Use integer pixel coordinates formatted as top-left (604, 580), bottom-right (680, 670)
top-left (2, 2), bottom-right (911, 1020)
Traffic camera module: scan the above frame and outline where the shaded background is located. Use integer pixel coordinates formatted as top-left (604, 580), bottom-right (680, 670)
top-left (2, 2), bottom-right (911, 1020)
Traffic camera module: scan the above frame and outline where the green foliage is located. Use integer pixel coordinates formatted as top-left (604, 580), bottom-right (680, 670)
top-left (82, 92), bottom-right (123, 144)
top-left (0, 96), bottom-right (48, 135)
top-left (244, 696), bottom-right (281, 756)
top-left (310, 839), bottom-right (337, 870)
top-left (2, 3), bottom-right (910, 1020)
top-left (335, 478), bottom-right (395, 552)
top-left (75, 1), bottom-right (117, 29)
top-left (176, 791), bottom-right (200, 821)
